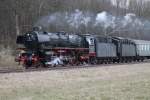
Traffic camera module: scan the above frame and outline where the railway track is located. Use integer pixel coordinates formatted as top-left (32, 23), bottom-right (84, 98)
top-left (0, 60), bottom-right (150, 74)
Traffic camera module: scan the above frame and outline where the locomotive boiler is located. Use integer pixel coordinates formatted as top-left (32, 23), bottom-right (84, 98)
top-left (17, 28), bottom-right (88, 50)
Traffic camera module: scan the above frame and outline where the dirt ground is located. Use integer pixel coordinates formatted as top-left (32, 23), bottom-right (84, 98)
top-left (0, 63), bottom-right (150, 100)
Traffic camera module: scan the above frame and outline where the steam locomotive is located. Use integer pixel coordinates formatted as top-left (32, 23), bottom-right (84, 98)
top-left (15, 27), bottom-right (150, 68)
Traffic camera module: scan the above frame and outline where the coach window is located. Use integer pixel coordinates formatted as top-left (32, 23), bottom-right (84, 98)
top-left (141, 45), bottom-right (143, 51)
top-left (145, 45), bottom-right (147, 51)
top-left (142, 45), bottom-right (144, 51)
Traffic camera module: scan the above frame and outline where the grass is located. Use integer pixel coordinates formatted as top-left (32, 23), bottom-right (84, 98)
top-left (0, 63), bottom-right (150, 100)
top-left (0, 48), bottom-right (21, 69)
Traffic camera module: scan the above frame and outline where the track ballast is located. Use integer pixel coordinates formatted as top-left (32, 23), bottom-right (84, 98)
top-left (0, 60), bottom-right (150, 74)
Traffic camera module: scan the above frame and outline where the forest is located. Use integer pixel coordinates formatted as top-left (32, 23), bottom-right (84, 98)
top-left (1, 0), bottom-right (150, 49)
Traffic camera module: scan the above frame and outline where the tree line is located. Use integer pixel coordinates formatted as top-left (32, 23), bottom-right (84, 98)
top-left (1, 0), bottom-right (150, 48)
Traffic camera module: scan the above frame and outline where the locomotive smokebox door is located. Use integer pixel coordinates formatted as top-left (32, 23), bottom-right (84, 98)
top-left (16, 36), bottom-right (25, 44)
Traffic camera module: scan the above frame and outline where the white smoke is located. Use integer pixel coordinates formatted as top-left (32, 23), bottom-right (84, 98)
top-left (35, 9), bottom-right (150, 36)
top-left (67, 9), bottom-right (92, 28)
top-left (36, 10), bottom-right (93, 29)
top-left (124, 13), bottom-right (136, 25)
top-left (95, 11), bottom-right (116, 29)
top-left (121, 13), bottom-right (144, 29)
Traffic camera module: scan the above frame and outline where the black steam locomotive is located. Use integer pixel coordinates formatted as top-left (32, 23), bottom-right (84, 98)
top-left (16, 27), bottom-right (150, 68)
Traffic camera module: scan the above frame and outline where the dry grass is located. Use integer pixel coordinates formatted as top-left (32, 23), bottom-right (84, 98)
top-left (0, 63), bottom-right (150, 100)
top-left (0, 47), bottom-right (20, 69)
